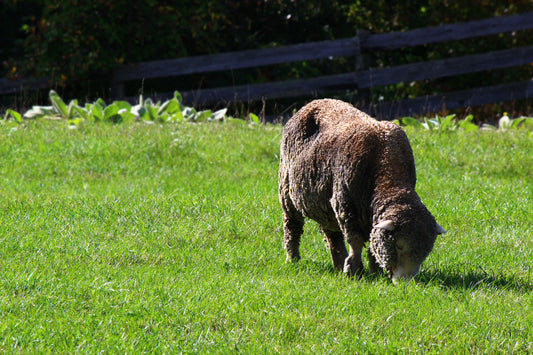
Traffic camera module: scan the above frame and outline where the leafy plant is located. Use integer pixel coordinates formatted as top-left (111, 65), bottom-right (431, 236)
top-left (3, 109), bottom-right (22, 123)
top-left (481, 112), bottom-right (533, 131)
top-left (5, 90), bottom-right (244, 126)
top-left (395, 113), bottom-right (533, 132)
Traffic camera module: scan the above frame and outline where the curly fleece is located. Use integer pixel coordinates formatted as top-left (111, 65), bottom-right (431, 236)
top-left (278, 99), bottom-right (442, 277)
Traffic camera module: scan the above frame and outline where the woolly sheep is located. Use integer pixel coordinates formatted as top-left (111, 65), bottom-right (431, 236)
top-left (278, 99), bottom-right (445, 283)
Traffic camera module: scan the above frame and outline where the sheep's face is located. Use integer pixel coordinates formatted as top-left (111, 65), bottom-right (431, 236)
top-left (370, 218), bottom-right (445, 284)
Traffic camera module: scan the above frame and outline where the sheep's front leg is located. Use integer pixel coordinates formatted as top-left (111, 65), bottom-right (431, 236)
top-left (321, 228), bottom-right (348, 271)
top-left (368, 248), bottom-right (382, 275)
top-left (343, 235), bottom-right (365, 278)
top-left (331, 195), bottom-right (364, 278)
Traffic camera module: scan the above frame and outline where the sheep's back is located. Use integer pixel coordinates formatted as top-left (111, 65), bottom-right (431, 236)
top-left (279, 99), bottom-right (386, 229)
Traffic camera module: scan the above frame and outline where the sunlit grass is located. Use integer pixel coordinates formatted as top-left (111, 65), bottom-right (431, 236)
top-left (0, 120), bottom-right (531, 353)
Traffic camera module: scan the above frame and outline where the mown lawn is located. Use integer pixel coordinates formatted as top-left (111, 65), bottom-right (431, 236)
top-left (0, 119), bottom-right (532, 353)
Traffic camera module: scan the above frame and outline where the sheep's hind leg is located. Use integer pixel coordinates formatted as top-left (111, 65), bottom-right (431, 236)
top-left (321, 228), bottom-right (348, 271)
top-left (282, 207), bottom-right (304, 263)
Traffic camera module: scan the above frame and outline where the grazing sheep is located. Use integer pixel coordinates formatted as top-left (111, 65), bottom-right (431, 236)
top-left (278, 99), bottom-right (445, 282)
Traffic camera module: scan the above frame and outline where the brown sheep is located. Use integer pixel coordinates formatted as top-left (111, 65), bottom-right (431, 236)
top-left (278, 99), bottom-right (445, 282)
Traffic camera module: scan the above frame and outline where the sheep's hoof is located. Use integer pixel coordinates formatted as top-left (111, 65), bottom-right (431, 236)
top-left (285, 254), bottom-right (301, 263)
top-left (368, 264), bottom-right (384, 277)
top-left (343, 258), bottom-right (364, 279)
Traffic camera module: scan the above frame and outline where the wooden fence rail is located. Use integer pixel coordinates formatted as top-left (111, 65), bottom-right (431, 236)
top-left (179, 45), bottom-right (533, 105)
top-left (112, 12), bottom-right (533, 85)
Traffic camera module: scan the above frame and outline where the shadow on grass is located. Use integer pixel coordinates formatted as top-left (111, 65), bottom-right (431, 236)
top-left (416, 269), bottom-right (533, 292)
top-left (285, 259), bottom-right (532, 293)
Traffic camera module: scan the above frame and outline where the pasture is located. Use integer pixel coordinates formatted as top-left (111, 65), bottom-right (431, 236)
top-left (0, 117), bottom-right (532, 353)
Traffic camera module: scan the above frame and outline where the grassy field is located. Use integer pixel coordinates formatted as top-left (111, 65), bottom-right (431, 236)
top-left (0, 118), bottom-right (532, 353)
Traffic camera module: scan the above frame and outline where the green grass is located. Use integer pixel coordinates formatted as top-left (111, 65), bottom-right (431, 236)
top-left (0, 119), bottom-right (532, 353)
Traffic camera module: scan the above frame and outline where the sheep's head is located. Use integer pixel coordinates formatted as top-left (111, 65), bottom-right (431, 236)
top-left (369, 211), bottom-right (445, 284)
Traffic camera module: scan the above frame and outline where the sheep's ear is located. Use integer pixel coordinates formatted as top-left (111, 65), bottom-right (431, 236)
top-left (436, 223), bottom-right (446, 235)
top-left (374, 220), bottom-right (395, 231)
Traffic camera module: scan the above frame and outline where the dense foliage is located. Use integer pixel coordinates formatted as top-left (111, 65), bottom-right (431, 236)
top-left (2, 1), bottom-right (533, 114)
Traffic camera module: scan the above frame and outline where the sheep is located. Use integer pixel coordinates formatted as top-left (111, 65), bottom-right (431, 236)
top-left (278, 99), bottom-right (445, 283)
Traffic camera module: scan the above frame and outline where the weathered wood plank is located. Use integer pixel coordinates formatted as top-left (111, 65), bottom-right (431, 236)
top-left (264, 80), bottom-right (533, 122)
top-left (357, 45), bottom-right (533, 88)
top-left (180, 45), bottom-right (533, 105)
top-left (0, 77), bottom-right (49, 95)
top-left (112, 37), bottom-right (361, 82)
top-left (181, 72), bottom-right (358, 105)
top-left (366, 81), bottom-right (533, 119)
top-left (364, 12), bottom-right (533, 50)
top-left (112, 12), bottom-right (533, 85)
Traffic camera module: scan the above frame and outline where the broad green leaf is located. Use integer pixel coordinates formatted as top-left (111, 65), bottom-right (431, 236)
top-left (49, 90), bottom-right (69, 118)
top-left (118, 111), bottom-right (136, 123)
top-left (173, 91), bottom-right (184, 108)
top-left (115, 101), bottom-right (132, 111)
top-left (463, 114), bottom-right (474, 123)
top-left (195, 110), bottom-right (212, 122)
top-left (510, 117), bottom-right (526, 129)
top-left (157, 99), bottom-right (171, 116)
top-left (445, 114), bottom-right (456, 120)
top-left (67, 99), bottom-right (79, 119)
top-left (440, 114), bottom-right (456, 130)
top-left (95, 98), bottom-right (107, 110)
top-left (517, 117), bottom-right (533, 130)
top-left (104, 103), bottom-right (121, 122)
top-left (456, 115), bottom-right (477, 132)
top-left (143, 98), bottom-right (155, 107)
top-left (68, 118), bottom-right (83, 126)
top-left (458, 121), bottom-right (478, 132)
top-left (89, 105), bottom-right (103, 122)
top-left (142, 98), bottom-right (158, 121)
top-left (159, 113), bottom-right (171, 122)
top-left (145, 104), bottom-right (158, 121)
top-left (74, 106), bottom-right (89, 120)
top-left (401, 117), bottom-right (423, 129)
top-left (249, 113), bottom-right (260, 124)
top-left (160, 98), bottom-right (181, 115)
top-left (169, 109), bottom-right (184, 122)
top-left (4, 109), bottom-right (22, 123)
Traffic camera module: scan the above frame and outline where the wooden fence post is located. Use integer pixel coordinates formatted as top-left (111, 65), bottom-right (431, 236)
top-left (353, 30), bottom-right (372, 112)
top-left (355, 30), bottom-right (369, 72)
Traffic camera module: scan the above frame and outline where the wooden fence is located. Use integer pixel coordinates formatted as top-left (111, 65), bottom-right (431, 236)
top-left (112, 11), bottom-right (533, 119)
top-left (3, 12), bottom-right (533, 119)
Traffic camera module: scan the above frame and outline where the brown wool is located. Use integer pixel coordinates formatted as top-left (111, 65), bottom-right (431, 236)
top-left (279, 99), bottom-right (445, 280)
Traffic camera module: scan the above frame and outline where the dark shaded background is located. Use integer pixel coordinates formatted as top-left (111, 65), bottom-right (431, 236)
top-left (2, 1), bottom-right (533, 118)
